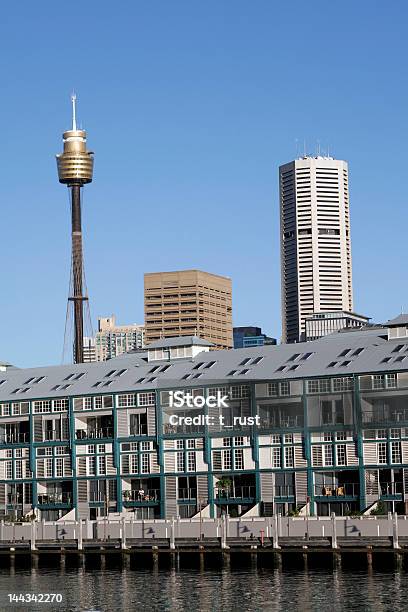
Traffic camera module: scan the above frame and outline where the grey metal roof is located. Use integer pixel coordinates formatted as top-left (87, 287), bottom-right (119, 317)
top-left (0, 327), bottom-right (408, 402)
top-left (386, 314), bottom-right (408, 327)
top-left (146, 336), bottom-right (214, 349)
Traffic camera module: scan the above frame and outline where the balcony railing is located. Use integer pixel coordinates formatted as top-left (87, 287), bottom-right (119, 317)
top-left (259, 416), bottom-right (304, 429)
top-left (314, 483), bottom-right (359, 497)
top-left (274, 485), bottom-right (295, 497)
top-left (164, 424), bottom-right (204, 435)
top-left (130, 424), bottom-right (148, 436)
top-left (123, 489), bottom-right (160, 502)
top-left (89, 491), bottom-right (117, 503)
top-left (178, 488), bottom-right (197, 500)
top-left (215, 486), bottom-right (255, 500)
top-left (37, 493), bottom-right (72, 505)
top-left (44, 430), bottom-right (67, 441)
top-left (362, 409), bottom-right (408, 424)
top-left (0, 432), bottom-right (29, 444)
top-left (76, 427), bottom-right (113, 440)
top-left (379, 482), bottom-right (403, 496)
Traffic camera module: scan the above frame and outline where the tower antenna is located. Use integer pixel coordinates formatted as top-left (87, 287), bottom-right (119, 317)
top-left (71, 92), bottom-right (77, 131)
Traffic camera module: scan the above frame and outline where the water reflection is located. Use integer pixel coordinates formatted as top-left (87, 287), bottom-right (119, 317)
top-left (0, 564), bottom-right (406, 611)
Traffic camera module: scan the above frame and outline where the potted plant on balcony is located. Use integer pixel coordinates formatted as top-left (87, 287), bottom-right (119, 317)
top-left (216, 477), bottom-right (232, 498)
top-left (123, 490), bottom-right (131, 502)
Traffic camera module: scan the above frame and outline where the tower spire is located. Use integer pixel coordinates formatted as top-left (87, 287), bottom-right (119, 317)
top-left (71, 92), bottom-right (77, 131)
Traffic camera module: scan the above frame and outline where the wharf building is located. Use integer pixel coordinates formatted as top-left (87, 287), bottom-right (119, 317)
top-left (1, 318), bottom-right (408, 520)
top-left (144, 270), bottom-right (233, 350)
top-left (279, 156), bottom-right (353, 343)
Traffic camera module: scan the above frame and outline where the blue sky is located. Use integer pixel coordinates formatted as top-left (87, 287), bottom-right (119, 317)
top-left (1, 1), bottom-right (407, 367)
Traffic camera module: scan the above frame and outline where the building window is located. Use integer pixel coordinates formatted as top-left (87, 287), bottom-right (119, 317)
top-left (98, 455), bottom-right (106, 475)
top-left (373, 375), bottom-right (384, 390)
top-left (176, 440), bottom-right (184, 450)
top-left (5, 461), bottom-right (12, 479)
top-left (88, 456), bottom-right (96, 476)
top-left (234, 436), bottom-right (244, 446)
top-left (272, 447), bottom-right (281, 468)
top-left (336, 444), bottom-right (347, 466)
top-left (280, 382), bottom-right (290, 396)
top-left (333, 377), bottom-right (354, 392)
top-left (284, 434), bottom-right (293, 444)
top-left (45, 458), bottom-right (53, 477)
top-left (223, 438), bottom-right (231, 447)
top-left (187, 451), bottom-right (196, 472)
top-left (323, 432), bottom-right (333, 442)
top-left (234, 448), bottom-right (244, 470)
top-left (222, 449), bottom-right (232, 470)
top-left (118, 394), bottom-right (136, 407)
top-left (267, 383), bottom-right (278, 397)
top-left (284, 447), bottom-right (294, 468)
top-left (271, 435), bottom-right (280, 444)
top-left (141, 454), bottom-right (150, 474)
top-left (336, 431), bottom-right (347, 441)
top-left (391, 441), bottom-right (402, 464)
top-left (138, 392), bottom-right (156, 406)
top-left (378, 442), bottom-right (387, 464)
top-left (390, 428), bottom-right (401, 439)
top-left (323, 445), bottom-right (333, 466)
top-left (15, 460), bottom-right (23, 479)
top-left (386, 374), bottom-right (397, 389)
top-left (55, 457), bottom-right (63, 477)
top-left (130, 454), bottom-right (138, 473)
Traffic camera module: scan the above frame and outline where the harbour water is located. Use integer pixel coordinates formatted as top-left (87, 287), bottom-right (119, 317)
top-left (0, 564), bottom-right (406, 611)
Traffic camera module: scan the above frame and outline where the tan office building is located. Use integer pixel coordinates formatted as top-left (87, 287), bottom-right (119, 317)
top-left (144, 270), bottom-right (233, 349)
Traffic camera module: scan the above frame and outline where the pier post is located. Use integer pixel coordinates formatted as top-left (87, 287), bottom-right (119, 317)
top-left (392, 512), bottom-right (400, 549)
top-left (170, 517), bottom-right (175, 550)
top-left (331, 513), bottom-right (338, 549)
top-left (121, 516), bottom-right (127, 550)
top-left (273, 513), bottom-right (280, 549)
top-left (30, 519), bottom-right (36, 551)
top-left (78, 520), bottom-right (83, 551)
top-left (367, 546), bottom-right (373, 568)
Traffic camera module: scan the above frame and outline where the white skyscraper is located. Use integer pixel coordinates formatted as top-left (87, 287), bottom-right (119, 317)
top-left (279, 156), bottom-right (353, 343)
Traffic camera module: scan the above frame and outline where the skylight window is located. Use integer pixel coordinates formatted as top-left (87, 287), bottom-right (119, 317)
top-left (381, 357), bottom-right (392, 363)
top-left (148, 377), bottom-right (157, 383)
top-left (327, 362), bottom-right (337, 368)
top-left (341, 360), bottom-right (352, 366)
top-left (106, 370), bottom-right (116, 377)
top-left (352, 348), bottom-right (364, 356)
top-left (239, 358), bottom-right (251, 366)
top-left (394, 355), bottom-right (406, 363)
top-left (251, 356), bottom-right (264, 365)
top-left (338, 349), bottom-right (351, 358)
top-left (193, 373), bottom-right (203, 379)
top-left (287, 353), bottom-right (301, 362)
top-left (0, 380), bottom-right (6, 387)
top-left (392, 345), bottom-right (404, 353)
top-left (301, 352), bottom-right (314, 360)
top-left (160, 364), bottom-right (172, 372)
top-left (116, 369), bottom-right (127, 377)
top-left (240, 368), bottom-right (251, 375)
top-left (104, 381), bottom-right (113, 387)
top-left (74, 372), bottom-right (86, 380)
top-left (25, 377), bottom-right (36, 385)
top-left (289, 364), bottom-right (300, 371)
top-left (205, 361), bottom-right (216, 369)
top-left (276, 366), bottom-right (287, 372)
top-left (227, 370), bottom-right (238, 376)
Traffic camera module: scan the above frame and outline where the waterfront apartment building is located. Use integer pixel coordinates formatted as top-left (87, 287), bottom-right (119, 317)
top-left (279, 156), bottom-right (353, 343)
top-left (305, 311), bottom-right (370, 342)
top-left (83, 316), bottom-right (145, 363)
top-left (144, 270), bottom-right (233, 350)
top-left (1, 316), bottom-right (408, 520)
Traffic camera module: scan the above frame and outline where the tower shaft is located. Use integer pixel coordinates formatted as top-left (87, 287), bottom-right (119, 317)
top-left (70, 184), bottom-right (86, 363)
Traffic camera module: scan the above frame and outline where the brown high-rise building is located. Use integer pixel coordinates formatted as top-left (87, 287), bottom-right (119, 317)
top-left (144, 270), bottom-right (233, 349)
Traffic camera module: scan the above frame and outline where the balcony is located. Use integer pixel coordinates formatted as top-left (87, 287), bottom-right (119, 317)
top-left (76, 427), bottom-right (113, 440)
top-left (37, 492), bottom-right (72, 506)
top-left (380, 482), bottom-right (403, 497)
top-left (274, 485), bottom-right (295, 498)
top-left (178, 488), bottom-right (197, 500)
top-left (130, 424), bottom-right (148, 436)
top-left (44, 430), bottom-right (67, 442)
top-left (214, 486), bottom-right (255, 501)
top-left (123, 489), bottom-right (160, 503)
top-left (164, 424), bottom-right (204, 435)
top-left (314, 483), bottom-right (360, 498)
top-left (0, 432), bottom-right (30, 444)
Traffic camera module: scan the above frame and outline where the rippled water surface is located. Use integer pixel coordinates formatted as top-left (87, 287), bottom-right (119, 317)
top-left (0, 561), bottom-right (406, 611)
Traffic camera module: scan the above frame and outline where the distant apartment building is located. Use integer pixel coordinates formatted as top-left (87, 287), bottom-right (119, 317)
top-left (280, 156), bottom-right (353, 343)
top-left (83, 316), bottom-right (145, 362)
top-left (305, 311), bottom-right (371, 341)
top-left (233, 326), bottom-right (277, 349)
top-left (144, 270), bottom-right (233, 350)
